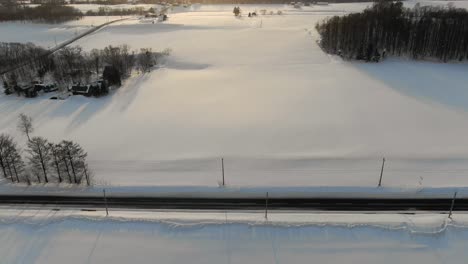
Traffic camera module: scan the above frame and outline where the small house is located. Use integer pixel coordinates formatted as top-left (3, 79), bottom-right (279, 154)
top-left (43, 84), bottom-right (58, 93)
top-left (145, 12), bottom-right (158, 18)
top-left (16, 85), bottom-right (37, 98)
top-left (71, 84), bottom-right (91, 96)
top-left (70, 80), bottom-right (108, 97)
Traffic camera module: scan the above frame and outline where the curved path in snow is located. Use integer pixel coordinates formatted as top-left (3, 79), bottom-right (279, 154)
top-left (0, 17), bottom-right (129, 76)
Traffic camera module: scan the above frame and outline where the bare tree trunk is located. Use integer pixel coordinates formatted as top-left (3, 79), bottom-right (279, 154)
top-left (62, 157), bottom-right (72, 183)
top-left (5, 159), bottom-right (14, 183)
top-left (68, 151), bottom-right (77, 183)
top-left (37, 146), bottom-right (48, 183)
top-left (0, 158), bottom-right (7, 179)
top-left (53, 153), bottom-right (62, 183)
top-left (12, 163), bottom-right (19, 183)
top-left (84, 165), bottom-right (90, 186)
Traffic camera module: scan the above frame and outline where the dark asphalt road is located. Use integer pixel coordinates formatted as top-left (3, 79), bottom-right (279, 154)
top-left (0, 195), bottom-right (464, 211)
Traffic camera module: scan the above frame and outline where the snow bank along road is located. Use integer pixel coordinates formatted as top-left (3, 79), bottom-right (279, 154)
top-left (3, 211), bottom-right (468, 264)
top-left (0, 194), bottom-right (465, 211)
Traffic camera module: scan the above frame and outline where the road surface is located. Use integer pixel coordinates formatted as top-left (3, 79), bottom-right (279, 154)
top-left (0, 195), bottom-right (464, 212)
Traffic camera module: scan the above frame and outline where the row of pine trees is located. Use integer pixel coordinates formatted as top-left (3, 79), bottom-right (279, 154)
top-left (0, 114), bottom-right (91, 185)
top-left (316, 1), bottom-right (468, 62)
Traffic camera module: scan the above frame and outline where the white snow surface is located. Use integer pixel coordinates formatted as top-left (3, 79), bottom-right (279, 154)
top-left (1, 2), bottom-right (468, 188)
top-left (1, 208), bottom-right (468, 263)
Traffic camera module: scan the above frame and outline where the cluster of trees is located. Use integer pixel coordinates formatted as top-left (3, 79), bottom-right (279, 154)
top-left (85, 6), bottom-right (151, 16)
top-left (233, 6), bottom-right (241, 16)
top-left (0, 42), bottom-right (47, 77)
top-left (316, 1), bottom-right (468, 62)
top-left (2, 42), bottom-right (170, 95)
top-left (0, 2), bottom-right (82, 23)
top-left (0, 1), bottom-right (155, 22)
top-left (0, 114), bottom-right (91, 185)
top-left (68, 0), bottom-right (128, 4)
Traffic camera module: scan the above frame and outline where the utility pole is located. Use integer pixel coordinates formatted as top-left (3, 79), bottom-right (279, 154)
top-left (265, 192), bottom-right (269, 220)
top-left (103, 189), bottom-right (109, 216)
top-left (449, 191), bottom-right (457, 219)
top-left (221, 158), bottom-right (225, 186)
top-left (378, 157), bottom-right (385, 187)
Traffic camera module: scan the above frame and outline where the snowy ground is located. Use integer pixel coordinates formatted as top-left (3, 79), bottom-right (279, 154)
top-left (0, 209), bottom-right (468, 263)
top-left (0, 16), bottom-right (131, 47)
top-left (2, 2), bottom-right (468, 188)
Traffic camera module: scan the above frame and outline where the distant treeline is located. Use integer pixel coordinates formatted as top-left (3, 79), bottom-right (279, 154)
top-left (85, 6), bottom-right (150, 16)
top-left (195, 0), bottom-right (371, 3)
top-left (0, 2), bottom-right (152, 22)
top-left (78, 0), bottom-right (375, 3)
top-left (0, 3), bottom-right (82, 23)
top-left (316, 1), bottom-right (468, 62)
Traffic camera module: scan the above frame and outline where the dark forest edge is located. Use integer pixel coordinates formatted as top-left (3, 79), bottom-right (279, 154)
top-left (316, 1), bottom-right (468, 62)
top-left (0, 2), bottom-right (158, 22)
top-left (0, 2), bottom-right (82, 23)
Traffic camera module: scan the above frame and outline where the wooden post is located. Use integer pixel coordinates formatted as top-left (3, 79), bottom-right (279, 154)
top-left (103, 189), bottom-right (109, 216)
top-left (378, 157), bottom-right (385, 187)
top-left (221, 158), bottom-right (225, 186)
top-left (449, 191), bottom-right (457, 219)
top-left (265, 192), bottom-right (269, 220)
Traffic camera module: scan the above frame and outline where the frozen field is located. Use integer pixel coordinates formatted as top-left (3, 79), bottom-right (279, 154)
top-left (0, 209), bottom-right (468, 264)
top-left (1, 2), bottom-right (468, 187)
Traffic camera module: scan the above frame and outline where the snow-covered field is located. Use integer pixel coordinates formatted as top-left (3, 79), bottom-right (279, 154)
top-left (0, 16), bottom-right (131, 47)
top-left (2, 2), bottom-right (468, 188)
top-left (0, 209), bottom-right (468, 264)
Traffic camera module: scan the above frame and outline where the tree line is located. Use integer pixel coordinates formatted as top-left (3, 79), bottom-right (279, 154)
top-left (316, 1), bottom-right (468, 62)
top-left (0, 1), bottom-right (155, 23)
top-left (0, 114), bottom-right (91, 185)
top-left (0, 2), bottom-right (83, 23)
top-left (1, 42), bottom-right (171, 96)
top-left (85, 6), bottom-right (150, 16)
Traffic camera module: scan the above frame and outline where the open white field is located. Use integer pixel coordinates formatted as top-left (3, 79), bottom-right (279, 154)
top-left (1, 2), bottom-right (468, 187)
top-left (0, 209), bottom-right (467, 264)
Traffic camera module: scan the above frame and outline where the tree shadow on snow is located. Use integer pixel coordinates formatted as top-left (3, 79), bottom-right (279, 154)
top-left (48, 73), bottom-right (152, 133)
top-left (354, 59), bottom-right (468, 112)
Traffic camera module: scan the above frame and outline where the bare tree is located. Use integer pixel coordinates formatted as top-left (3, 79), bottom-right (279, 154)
top-left (5, 141), bottom-right (24, 183)
top-left (17, 113), bottom-right (33, 141)
top-left (137, 48), bottom-right (154, 73)
top-left (27, 137), bottom-right (51, 183)
top-left (59, 140), bottom-right (88, 184)
top-left (48, 143), bottom-right (63, 183)
top-left (0, 134), bottom-right (13, 181)
top-left (57, 142), bottom-right (73, 183)
top-left (0, 134), bottom-right (24, 183)
top-left (83, 163), bottom-right (92, 186)
top-left (90, 48), bottom-right (102, 76)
